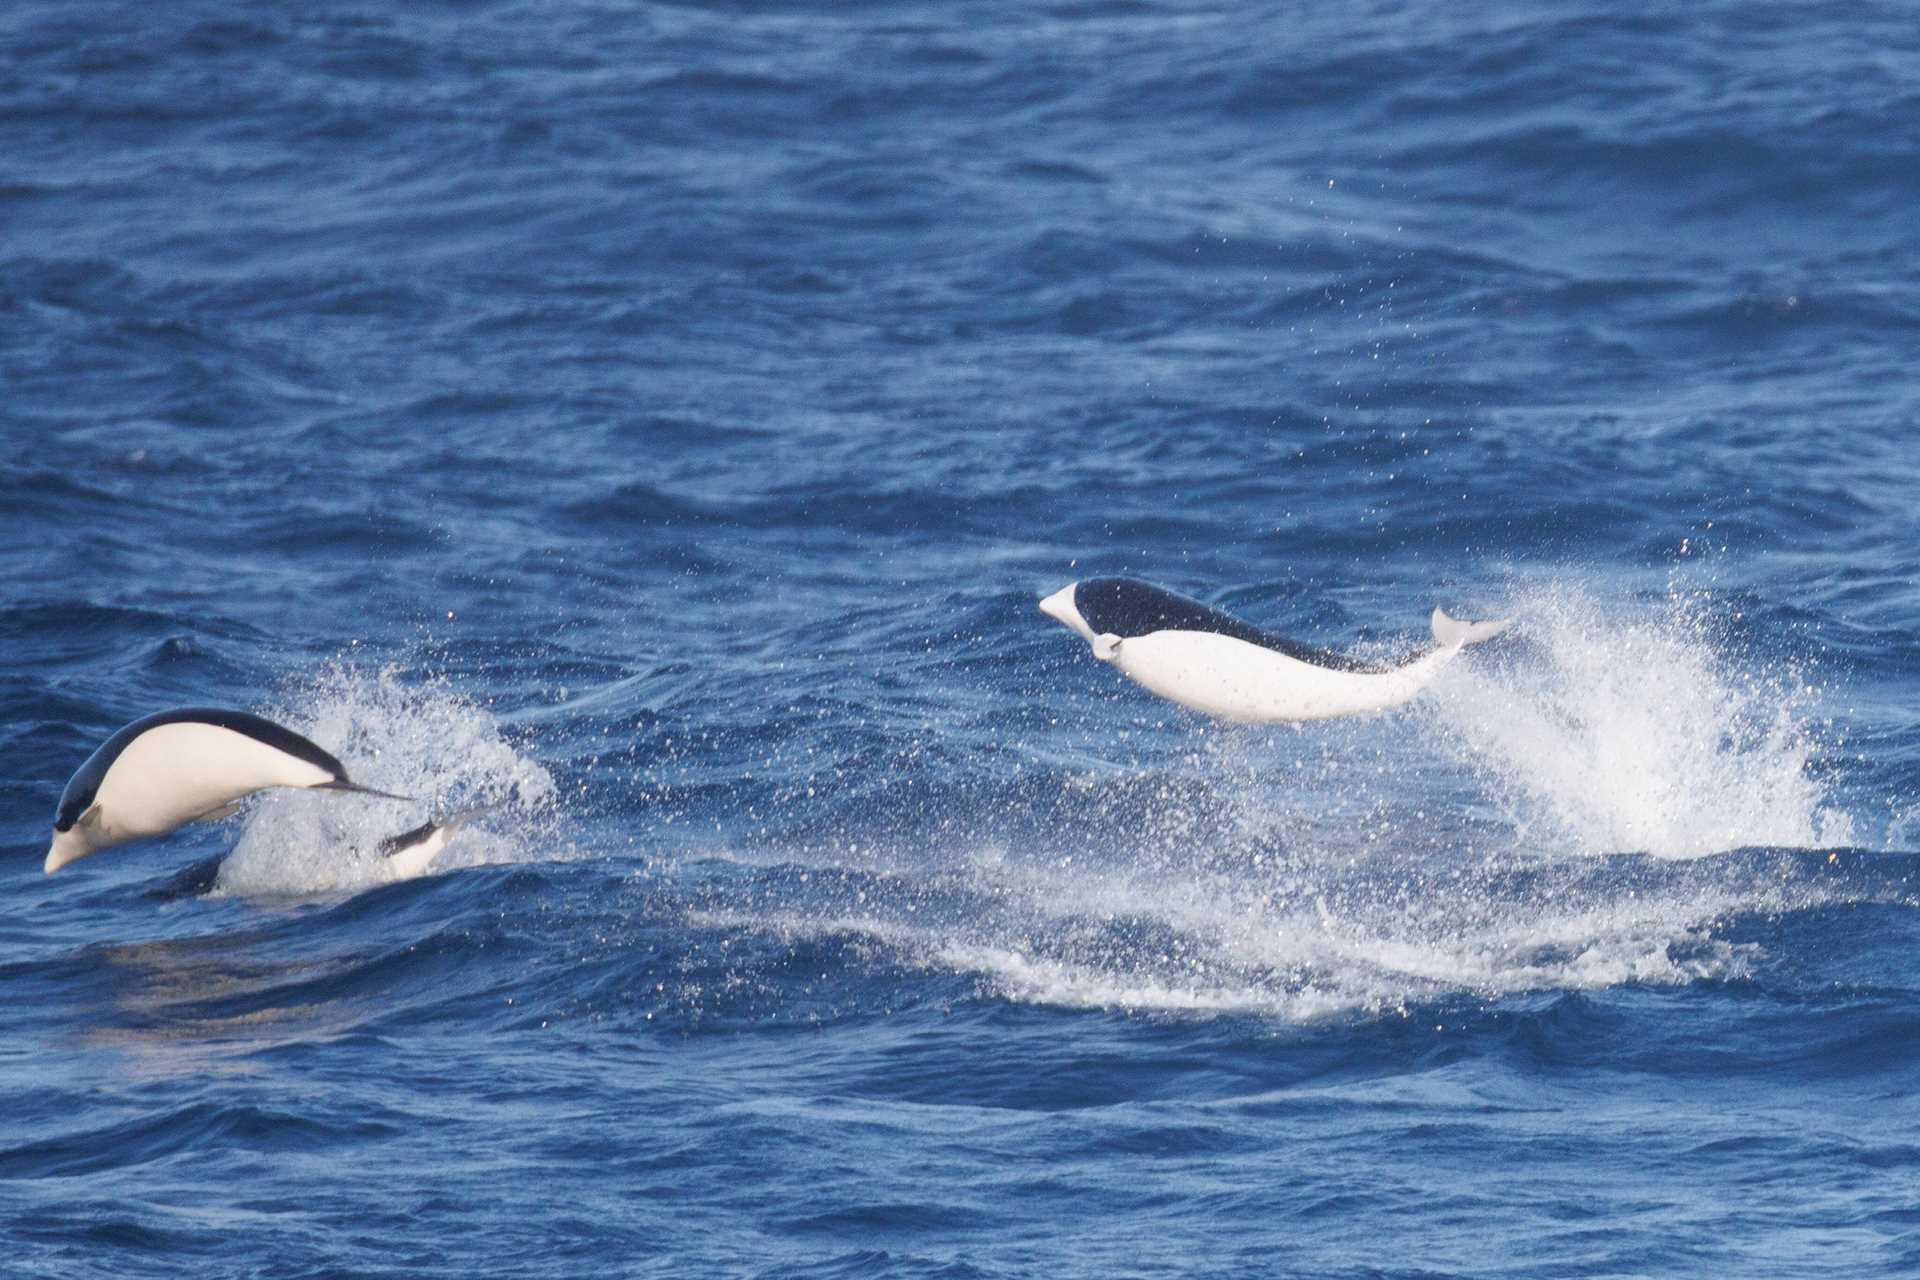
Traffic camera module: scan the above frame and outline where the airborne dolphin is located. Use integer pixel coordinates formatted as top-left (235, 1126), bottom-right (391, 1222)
top-left (46, 707), bottom-right (409, 873)
top-left (1039, 577), bottom-right (1510, 722)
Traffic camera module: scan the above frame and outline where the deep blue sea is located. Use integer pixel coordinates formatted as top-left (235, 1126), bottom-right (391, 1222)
top-left (5, 2), bottom-right (1920, 1275)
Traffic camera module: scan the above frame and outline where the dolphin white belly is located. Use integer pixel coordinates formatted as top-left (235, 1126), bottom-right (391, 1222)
top-left (83, 720), bottom-right (337, 846)
top-left (1111, 630), bottom-right (1454, 722)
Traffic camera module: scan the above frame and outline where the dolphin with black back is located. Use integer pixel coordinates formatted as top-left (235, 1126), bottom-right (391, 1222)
top-left (45, 707), bottom-right (419, 874)
top-left (1039, 577), bottom-right (1511, 722)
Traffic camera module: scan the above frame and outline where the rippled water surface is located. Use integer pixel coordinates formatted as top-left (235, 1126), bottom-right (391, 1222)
top-left (5, 2), bottom-right (1920, 1277)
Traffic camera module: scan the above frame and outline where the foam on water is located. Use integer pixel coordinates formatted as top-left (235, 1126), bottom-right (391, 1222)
top-left (691, 839), bottom-right (1791, 1025)
top-left (924, 849), bottom-right (1775, 1022)
top-left (214, 664), bottom-right (563, 897)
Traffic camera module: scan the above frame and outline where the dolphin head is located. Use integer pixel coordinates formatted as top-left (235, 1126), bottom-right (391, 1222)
top-left (46, 804), bottom-right (110, 874)
top-left (1040, 582), bottom-right (1127, 661)
top-left (1038, 582), bottom-right (1098, 645)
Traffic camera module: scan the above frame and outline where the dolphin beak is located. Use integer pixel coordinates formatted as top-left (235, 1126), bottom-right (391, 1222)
top-left (44, 828), bottom-right (89, 874)
top-left (1039, 583), bottom-right (1099, 646)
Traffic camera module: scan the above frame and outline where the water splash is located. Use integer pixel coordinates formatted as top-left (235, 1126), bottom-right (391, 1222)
top-left (214, 664), bottom-right (563, 897)
top-left (1422, 582), bottom-right (1854, 858)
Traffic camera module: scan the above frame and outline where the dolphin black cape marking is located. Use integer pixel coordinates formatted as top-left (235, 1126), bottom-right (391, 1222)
top-left (54, 708), bottom-right (351, 833)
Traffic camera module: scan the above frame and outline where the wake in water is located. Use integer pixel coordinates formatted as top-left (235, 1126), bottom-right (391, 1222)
top-left (214, 663), bottom-right (563, 897)
top-left (683, 580), bottom-right (1865, 1024)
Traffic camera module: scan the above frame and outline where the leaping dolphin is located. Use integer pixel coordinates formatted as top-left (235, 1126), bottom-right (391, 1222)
top-left (1039, 577), bottom-right (1511, 722)
top-left (45, 707), bottom-right (410, 873)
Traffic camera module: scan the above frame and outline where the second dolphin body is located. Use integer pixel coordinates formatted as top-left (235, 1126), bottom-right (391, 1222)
top-left (1039, 577), bottom-right (1510, 722)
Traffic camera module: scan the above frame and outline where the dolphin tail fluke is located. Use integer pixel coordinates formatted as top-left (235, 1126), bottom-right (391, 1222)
top-left (1431, 607), bottom-right (1512, 649)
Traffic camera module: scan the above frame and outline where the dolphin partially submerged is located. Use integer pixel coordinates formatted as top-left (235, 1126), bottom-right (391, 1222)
top-left (372, 803), bottom-right (499, 881)
top-left (1039, 577), bottom-right (1511, 722)
top-left (46, 707), bottom-right (411, 874)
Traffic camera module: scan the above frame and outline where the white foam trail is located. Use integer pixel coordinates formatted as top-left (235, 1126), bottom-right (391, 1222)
top-left (684, 831), bottom-right (1802, 1025)
top-left (1420, 583), bottom-right (1853, 857)
top-left (922, 852), bottom-right (1769, 1020)
top-left (214, 664), bottom-right (563, 897)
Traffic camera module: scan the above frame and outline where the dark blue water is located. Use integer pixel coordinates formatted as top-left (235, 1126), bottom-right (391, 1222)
top-left (6, 2), bottom-right (1920, 1275)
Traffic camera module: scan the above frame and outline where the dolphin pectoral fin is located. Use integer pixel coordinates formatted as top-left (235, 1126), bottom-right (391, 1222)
top-left (1430, 608), bottom-right (1513, 649)
top-left (1092, 633), bottom-right (1124, 662)
top-left (77, 803), bottom-right (102, 828)
top-left (316, 780), bottom-right (415, 803)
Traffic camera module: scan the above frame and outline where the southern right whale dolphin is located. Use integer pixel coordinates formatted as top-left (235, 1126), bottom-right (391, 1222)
top-left (46, 707), bottom-right (411, 874)
top-left (1039, 577), bottom-right (1511, 722)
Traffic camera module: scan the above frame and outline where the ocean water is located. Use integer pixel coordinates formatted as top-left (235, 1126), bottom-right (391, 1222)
top-left (4, 1), bottom-right (1920, 1275)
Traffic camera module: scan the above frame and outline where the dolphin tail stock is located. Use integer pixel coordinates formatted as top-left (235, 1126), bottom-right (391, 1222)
top-left (1430, 607), bottom-right (1513, 650)
top-left (317, 780), bottom-right (416, 803)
